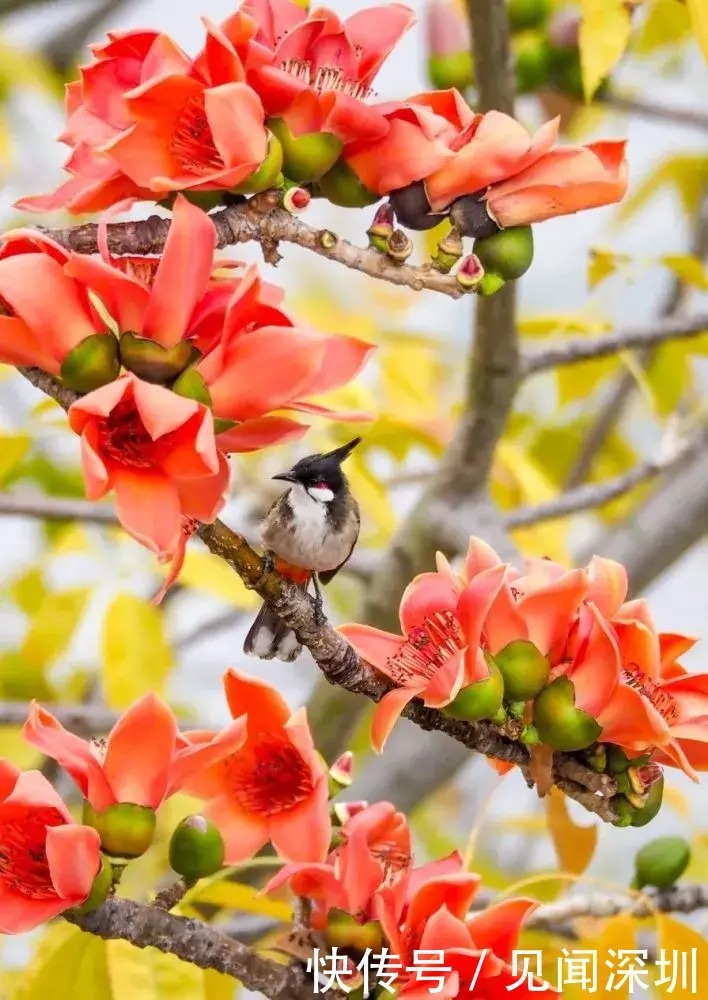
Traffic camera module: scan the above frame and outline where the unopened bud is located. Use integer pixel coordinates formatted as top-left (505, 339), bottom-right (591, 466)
top-left (630, 771), bottom-right (665, 828)
top-left (425, 0), bottom-right (473, 90)
top-left (443, 654), bottom-right (504, 721)
top-left (532, 676), bottom-right (602, 752)
top-left (586, 745), bottom-right (608, 773)
top-left (606, 745), bottom-right (631, 774)
top-left (386, 229), bottom-right (413, 264)
top-left (83, 801), bottom-right (157, 859)
top-left (455, 254), bottom-right (485, 290)
top-left (318, 160), bottom-right (378, 208)
top-left (450, 195), bottom-right (500, 240)
top-left (282, 186), bottom-right (311, 214)
top-left (368, 203), bottom-right (395, 252)
top-left (508, 0), bottom-right (551, 32)
top-left (633, 836), bottom-right (691, 891)
top-left (521, 724), bottom-right (541, 745)
top-left (69, 854), bottom-right (113, 915)
top-left (431, 226), bottom-right (464, 273)
top-left (477, 271), bottom-right (506, 297)
top-left (329, 751), bottom-right (354, 795)
top-left (332, 800), bottom-right (368, 826)
top-left (474, 225), bottom-right (534, 280)
top-left (120, 331), bottom-right (197, 384)
top-left (326, 909), bottom-right (383, 952)
top-left (60, 333), bottom-right (120, 393)
top-left (611, 796), bottom-right (633, 828)
top-left (390, 183), bottom-right (444, 232)
top-left (169, 815), bottom-right (225, 882)
top-left (547, 7), bottom-right (581, 49)
top-left (319, 229), bottom-right (337, 250)
top-left (495, 640), bottom-right (550, 702)
top-left (268, 118), bottom-right (342, 183)
top-left (233, 134), bottom-right (284, 195)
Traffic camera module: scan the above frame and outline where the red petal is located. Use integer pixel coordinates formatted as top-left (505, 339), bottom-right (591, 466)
top-left (223, 668), bottom-right (291, 730)
top-left (46, 825), bottom-right (101, 902)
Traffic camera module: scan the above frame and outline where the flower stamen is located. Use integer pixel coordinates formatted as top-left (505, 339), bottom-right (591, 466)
top-left (386, 610), bottom-right (463, 685)
top-left (280, 58), bottom-right (372, 100)
top-left (170, 95), bottom-right (225, 176)
top-left (621, 663), bottom-right (679, 723)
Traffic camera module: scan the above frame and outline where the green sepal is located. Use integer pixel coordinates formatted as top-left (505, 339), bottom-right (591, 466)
top-left (532, 676), bottom-right (602, 752)
top-left (60, 333), bottom-right (120, 393)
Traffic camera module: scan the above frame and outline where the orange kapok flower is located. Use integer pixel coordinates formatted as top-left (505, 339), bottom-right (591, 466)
top-left (265, 800), bottom-right (412, 924)
top-left (183, 670), bottom-right (332, 864)
top-left (376, 861), bottom-right (557, 998)
top-left (23, 694), bottom-right (247, 814)
top-left (67, 372), bottom-right (230, 562)
top-left (0, 761), bottom-right (102, 933)
top-left (339, 562), bottom-right (506, 750)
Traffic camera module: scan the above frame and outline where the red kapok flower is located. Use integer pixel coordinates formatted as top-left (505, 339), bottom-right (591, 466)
top-left (338, 561), bottom-right (506, 751)
top-left (17, 30), bottom-right (190, 213)
top-left (265, 800), bottom-right (412, 925)
top-left (183, 670), bottom-right (331, 864)
top-left (67, 373), bottom-right (230, 562)
top-left (376, 862), bottom-right (556, 998)
top-left (243, 0), bottom-right (414, 145)
top-left (23, 693), bottom-right (247, 813)
top-left (0, 760), bottom-right (102, 932)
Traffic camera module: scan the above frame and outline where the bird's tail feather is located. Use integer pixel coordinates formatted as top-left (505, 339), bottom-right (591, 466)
top-left (243, 600), bottom-right (303, 662)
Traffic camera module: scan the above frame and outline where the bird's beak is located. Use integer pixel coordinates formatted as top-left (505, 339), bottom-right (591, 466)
top-left (272, 471), bottom-right (298, 484)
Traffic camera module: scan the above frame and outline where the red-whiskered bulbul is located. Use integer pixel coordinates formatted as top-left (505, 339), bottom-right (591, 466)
top-left (243, 437), bottom-right (362, 662)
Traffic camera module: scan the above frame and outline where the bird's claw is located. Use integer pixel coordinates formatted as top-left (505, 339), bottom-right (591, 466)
top-left (311, 593), bottom-right (327, 626)
top-left (245, 551), bottom-right (275, 590)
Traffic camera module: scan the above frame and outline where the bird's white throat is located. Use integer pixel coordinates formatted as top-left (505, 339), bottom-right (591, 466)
top-left (306, 485), bottom-right (334, 503)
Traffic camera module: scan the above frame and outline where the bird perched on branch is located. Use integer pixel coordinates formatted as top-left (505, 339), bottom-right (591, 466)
top-left (243, 437), bottom-right (362, 661)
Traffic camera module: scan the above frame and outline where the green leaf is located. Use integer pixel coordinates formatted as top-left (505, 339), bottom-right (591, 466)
top-left (0, 433), bottom-right (30, 484)
top-left (101, 594), bottom-right (173, 709)
top-left (20, 587), bottom-right (90, 670)
top-left (616, 155), bottom-right (708, 224)
top-left (579, 0), bottom-right (632, 100)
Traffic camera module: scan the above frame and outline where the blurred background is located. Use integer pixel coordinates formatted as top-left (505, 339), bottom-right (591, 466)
top-left (0, 0), bottom-right (708, 995)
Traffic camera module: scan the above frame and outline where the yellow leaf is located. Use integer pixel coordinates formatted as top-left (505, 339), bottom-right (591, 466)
top-left (176, 548), bottom-right (259, 608)
top-left (635, 0), bottom-right (691, 53)
top-left (686, 0), bottom-right (708, 60)
top-left (597, 914), bottom-right (638, 998)
top-left (655, 915), bottom-right (708, 1000)
top-left (10, 567), bottom-right (46, 615)
top-left (49, 523), bottom-right (94, 555)
top-left (346, 451), bottom-right (396, 545)
top-left (643, 341), bottom-right (694, 417)
top-left (422, 217), bottom-right (452, 260)
top-left (0, 433), bottom-right (29, 484)
top-left (662, 254), bottom-right (708, 290)
top-left (106, 939), bottom-right (206, 997)
top-left (15, 924), bottom-right (112, 1000)
top-left (579, 0), bottom-right (632, 100)
top-left (20, 587), bottom-right (89, 670)
top-left (546, 787), bottom-right (598, 875)
top-left (0, 725), bottom-right (42, 770)
top-left (588, 248), bottom-right (628, 289)
top-left (203, 969), bottom-right (237, 1000)
top-left (617, 155), bottom-right (708, 223)
top-left (663, 784), bottom-right (691, 817)
top-left (101, 593), bottom-right (173, 708)
top-left (181, 877), bottom-right (292, 923)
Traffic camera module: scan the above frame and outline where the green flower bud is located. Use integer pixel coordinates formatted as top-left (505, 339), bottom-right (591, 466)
top-left (69, 854), bottom-right (113, 915)
top-left (282, 186), bottom-right (311, 214)
top-left (611, 796), bottom-right (634, 828)
top-left (494, 640), bottom-right (550, 702)
top-left (514, 31), bottom-right (552, 93)
top-left (473, 225), bottom-right (534, 280)
top-left (181, 190), bottom-right (227, 211)
top-left (532, 676), bottom-right (602, 752)
top-left (232, 134), bottom-right (284, 195)
top-left (521, 724), bottom-right (541, 745)
top-left (326, 909), bottom-right (383, 952)
top-left (318, 160), bottom-right (379, 208)
top-left (507, 0), bottom-right (551, 31)
top-left (630, 772), bottom-right (665, 828)
top-left (586, 745), bottom-right (607, 773)
top-left (491, 706), bottom-right (508, 726)
top-left (328, 751), bottom-right (354, 795)
top-left (456, 253), bottom-right (485, 290)
top-left (83, 801), bottom-right (157, 859)
top-left (386, 229), bottom-right (414, 264)
top-left (427, 52), bottom-right (474, 91)
top-left (477, 271), bottom-right (507, 296)
top-left (169, 815), bottom-right (225, 882)
top-left (606, 744), bottom-right (631, 774)
top-left (171, 367), bottom-right (211, 407)
top-left (331, 800), bottom-right (368, 826)
top-left (633, 836), bottom-right (691, 891)
top-left (60, 333), bottom-right (120, 393)
top-left (431, 226), bottom-right (464, 273)
top-left (120, 332), bottom-right (198, 384)
top-left (268, 118), bottom-right (342, 183)
top-left (443, 656), bottom-right (504, 721)
top-left (367, 203), bottom-right (395, 251)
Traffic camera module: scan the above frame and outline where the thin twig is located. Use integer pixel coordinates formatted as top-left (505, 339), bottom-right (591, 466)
top-left (529, 884), bottom-right (708, 932)
top-left (507, 425), bottom-right (708, 527)
top-left (153, 879), bottom-right (193, 911)
top-left (598, 89), bottom-right (708, 133)
top-left (41, 193), bottom-right (467, 299)
top-left (0, 492), bottom-right (118, 524)
top-left (523, 312), bottom-right (708, 375)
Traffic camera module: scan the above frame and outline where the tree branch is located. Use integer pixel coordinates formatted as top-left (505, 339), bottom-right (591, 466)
top-left (41, 0), bottom-right (136, 75)
top-left (0, 700), bottom-right (122, 733)
top-left (528, 884), bottom-right (708, 932)
top-left (522, 312), bottom-right (708, 375)
top-left (506, 425), bottom-right (708, 527)
top-left (0, 492), bottom-right (118, 524)
top-left (598, 89), bottom-right (708, 133)
top-left (41, 194), bottom-right (467, 298)
top-left (66, 897), bottom-right (316, 1000)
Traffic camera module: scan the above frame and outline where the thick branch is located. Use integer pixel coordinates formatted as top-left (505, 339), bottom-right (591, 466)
top-left (0, 492), bottom-right (118, 524)
top-left (42, 194), bottom-right (466, 298)
top-left (523, 312), bottom-right (708, 375)
top-left (66, 898), bottom-right (315, 1000)
top-left (507, 426), bottom-right (708, 527)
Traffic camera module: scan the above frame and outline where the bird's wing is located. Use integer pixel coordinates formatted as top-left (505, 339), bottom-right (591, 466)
top-left (319, 507), bottom-right (360, 586)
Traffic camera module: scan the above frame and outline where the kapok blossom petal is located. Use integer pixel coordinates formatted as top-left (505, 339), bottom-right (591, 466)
top-left (223, 668), bottom-right (291, 730)
top-left (217, 415), bottom-right (309, 454)
top-left (486, 140), bottom-right (628, 228)
top-left (399, 571), bottom-right (460, 635)
top-left (0, 886), bottom-right (76, 934)
top-left (129, 376), bottom-right (203, 443)
top-left (0, 253), bottom-right (98, 363)
top-left (419, 904), bottom-right (475, 952)
top-left (424, 112), bottom-right (560, 213)
top-left (168, 715), bottom-right (248, 797)
top-left (659, 633), bottom-right (698, 678)
top-left (407, 871), bottom-right (482, 928)
top-left (597, 684), bottom-right (671, 756)
top-left (264, 861), bottom-right (346, 910)
top-left (455, 564), bottom-right (506, 655)
top-left (483, 572), bottom-right (528, 652)
top-left (2, 768), bottom-right (73, 820)
top-left (45, 824), bottom-right (101, 902)
top-left (346, 3), bottom-right (415, 83)
top-left (657, 672), bottom-right (708, 719)
top-left (586, 555), bottom-right (628, 619)
top-left (614, 619), bottom-right (662, 682)
top-left (22, 704), bottom-right (114, 812)
top-left (405, 850), bottom-right (464, 901)
top-left (68, 374), bottom-right (131, 430)
top-left (371, 685), bottom-right (423, 753)
top-left (270, 776), bottom-right (331, 863)
top-left (103, 693), bottom-right (179, 808)
top-left (293, 334), bottom-right (375, 399)
top-left (175, 454), bottom-right (230, 523)
top-left (466, 897), bottom-right (538, 962)
top-left (284, 400), bottom-right (373, 423)
top-left (0, 315), bottom-right (57, 372)
top-left (141, 194), bottom-right (217, 348)
top-left (421, 647), bottom-right (467, 707)
top-left (462, 535), bottom-right (504, 581)
top-left (337, 624), bottom-right (405, 678)
top-left (517, 568), bottom-right (588, 656)
top-left (205, 83), bottom-right (268, 181)
top-left (205, 793), bottom-right (270, 864)
top-left (567, 604), bottom-right (621, 718)
top-left (0, 760), bottom-right (19, 800)
top-left (64, 252), bottom-right (150, 335)
top-left (111, 466), bottom-right (183, 557)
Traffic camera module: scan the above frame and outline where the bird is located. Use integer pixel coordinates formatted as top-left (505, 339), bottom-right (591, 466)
top-left (243, 437), bottom-right (362, 662)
